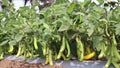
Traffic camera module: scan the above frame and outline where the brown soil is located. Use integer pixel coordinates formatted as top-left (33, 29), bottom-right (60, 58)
top-left (0, 59), bottom-right (63, 68)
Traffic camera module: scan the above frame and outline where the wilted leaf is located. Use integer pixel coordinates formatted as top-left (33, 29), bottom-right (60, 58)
top-left (9, 40), bottom-right (17, 45)
top-left (15, 34), bottom-right (23, 42)
top-left (58, 23), bottom-right (70, 32)
top-left (87, 28), bottom-right (94, 36)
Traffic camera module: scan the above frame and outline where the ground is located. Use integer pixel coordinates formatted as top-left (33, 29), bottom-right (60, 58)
top-left (0, 59), bottom-right (63, 68)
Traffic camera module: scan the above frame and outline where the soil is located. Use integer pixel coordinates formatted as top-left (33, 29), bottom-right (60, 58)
top-left (0, 59), bottom-right (64, 68)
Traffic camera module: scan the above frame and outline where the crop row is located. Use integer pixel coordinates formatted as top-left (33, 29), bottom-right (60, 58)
top-left (0, 0), bottom-right (120, 68)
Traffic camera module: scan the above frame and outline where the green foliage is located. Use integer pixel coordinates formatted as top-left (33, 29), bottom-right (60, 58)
top-left (55, 0), bottom-right (69, 4)
top-left (0, 1), bottom-right (120, 67)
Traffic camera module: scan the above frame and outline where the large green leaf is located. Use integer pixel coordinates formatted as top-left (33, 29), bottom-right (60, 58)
top-left (115, 23), bottom-right (120, 35)
top-left (97, 0), bottom-right (104, 4)
top-left (67, 3), bottom-right (75, 13)
top-left (2, 0), bottom-right (8, 6)
top-left (92, 36), bottom-right (103, 51)
top-left (0, 40), bottom-right (8, 46)
top-left (58, 16), bottom-right (72, 32)
top-left (84, 0), bottom-right (91, 8)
